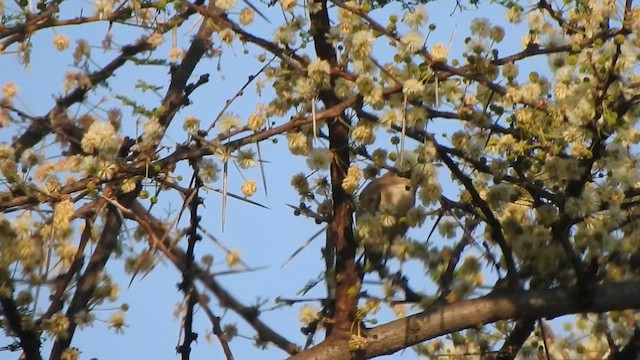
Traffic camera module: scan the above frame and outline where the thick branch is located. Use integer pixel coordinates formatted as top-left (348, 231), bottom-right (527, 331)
top-left (0, 293), bottom-right (42, 360)
top-left (495, 318), bottom-right (536, 360)
top-left (309, 0), bottom-right (357, 338)
top-left (291, 281), bottom-right (640, 359)
top-left (49, 188), bottom-right (138, 359)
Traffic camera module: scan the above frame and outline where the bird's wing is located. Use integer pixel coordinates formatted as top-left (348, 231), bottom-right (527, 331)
top-left (359, 181), bottom-right (382, 214)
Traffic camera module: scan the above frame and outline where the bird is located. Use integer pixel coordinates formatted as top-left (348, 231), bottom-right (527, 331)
top-left (356, 171), bottom-right (417, 277)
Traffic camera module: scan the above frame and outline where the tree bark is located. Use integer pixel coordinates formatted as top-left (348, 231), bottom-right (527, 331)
top-left (290, 281), bottom-right (640, 359)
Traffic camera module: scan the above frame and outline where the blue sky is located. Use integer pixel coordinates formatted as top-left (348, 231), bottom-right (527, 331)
top-left (0, 1), bottom-right (548, 359)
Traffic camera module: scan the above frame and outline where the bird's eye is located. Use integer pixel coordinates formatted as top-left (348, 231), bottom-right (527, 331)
top-left (405, 185), bottom-right (411, 191)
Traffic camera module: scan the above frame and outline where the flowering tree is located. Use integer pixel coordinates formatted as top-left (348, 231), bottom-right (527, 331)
top-left (2, 0), bottom-right (640, 359)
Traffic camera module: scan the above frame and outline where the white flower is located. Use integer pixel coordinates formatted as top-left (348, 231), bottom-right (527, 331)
top-left (355, 213), bottom-right (383, 243)
top-left (293, 78), bottom-right (315, 100)
top-left (53, 35), bottom-right (70, 51)
top-left (307, 58), bottom-right (331, 85)
top-left (490, 26), bottom-right (505, 42)
top-left (169, 47), bottom-right (184, 62)
top-left (430, 42), bottom-right (448, 62)
top-left (364, 85), bottom-right (383, 108)
top-left (402, 79), bottom-right (425, 97)
top-left (0, 143), bottom-right (15, 160)
top-left (199, 159), bottom-right (220, 183)
top-left (183, 116), bottom-right (200, 134)
top-left (236, 149), bottom-right (256, 169)
top-left (351, 30), bottom-right (375, 59)
top-left (142, 118), bottom-right (163, 143)
top-left (506, 6), bottom-right (522, 23)
top-left (217, 112), bottom-right (242, 132)
top-left (380, 108), bottom-right (402, 128)
top-left (94, 0), bottom-right (115, 19)
top-left (402, 6), bottom-right (428, 29)
top-left (216, 0), bottom-right (236, 10)
top-left (306, 148), bottom-right (332, 170)
top-left (299, 305), bottom-right (319, 326)
top-left (80, 155), bottom-right (100, 177)
top-left (466, 37), bottom-right (488, 54)
top-left (274, 26), bottom-right (296, 46)
top-left (528, 11), bottom-right (545, 32)
top-left (470, 17), bottom-right (491, 37)
top-left (81, 121), bottom-right (121, 157)
top-left (291, 173), bottom-right (310, 194)
top-left (334, 78), bottom-right (355, 99)
top-left (502, 62), bottom-right (519, 80)
top-left (401, 32), bottom-right (424, 54)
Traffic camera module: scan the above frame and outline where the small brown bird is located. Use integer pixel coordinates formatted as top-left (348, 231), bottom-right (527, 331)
top-left (357, 171), bottom-right (417, 277)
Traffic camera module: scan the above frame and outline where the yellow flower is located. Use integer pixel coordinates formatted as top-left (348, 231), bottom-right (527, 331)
top-left (183, 116), bottom-right (200, 134)
top-left (401, 31), bottom-right (424, 54)
top-left (239, 7), bottom-right (254, 25)
top-left (108, 311), bottom-right (127, 333)
top-left (402, 79), bottom-right (425, 97)
top-left (142, 118), bottom-right (164, 143)
top-left (226, 250), bottom-right (242, 268)
top-left (341, 166), bottom-right (362, 194)
top-left (281, 0), bottom-right (296, 12)
top-left (44, 313), bottom-right (70, 340)
top-left (53, 34), bottom-right (70, 51)
top-left (97, 160), bottom-right (117, 180)
top-left (247, 111), bottom-right (266, 131)
top-left (287, 132), bottom-right (311, 155)
top-left (2, 82), bottom-right (18, 99)
top-left (198, 159), bottom-right (220, 183)
top-left (430, 42), bottom-right (448, 62)
top-left (80, 120), bottom-right (121, 157)
top-left (241, 179), bottom-right (257, 197)
top-left (219, 29), bottom-right (235, 44)
top-left (215, 0), bottom-right (236, 10)
top-left (392, 304), bottom-right (406, 317)
top-left (351, 121), bottom-right (376, 145)
top-left (121, 178), bottom-right (138, 193)
top-left (348, 334), bottom-right (367, 351)
top-left (56, 243), bottom-right (77, 268)
top-left (237, 149), bottom-right (256, 169)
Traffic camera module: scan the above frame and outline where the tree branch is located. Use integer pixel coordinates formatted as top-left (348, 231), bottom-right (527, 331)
top-left (291, 281), bottom-right (640, 359)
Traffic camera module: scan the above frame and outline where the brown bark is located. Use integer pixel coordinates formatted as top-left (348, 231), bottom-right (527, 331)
top-left (290, 281), bottom-right (640, 359)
